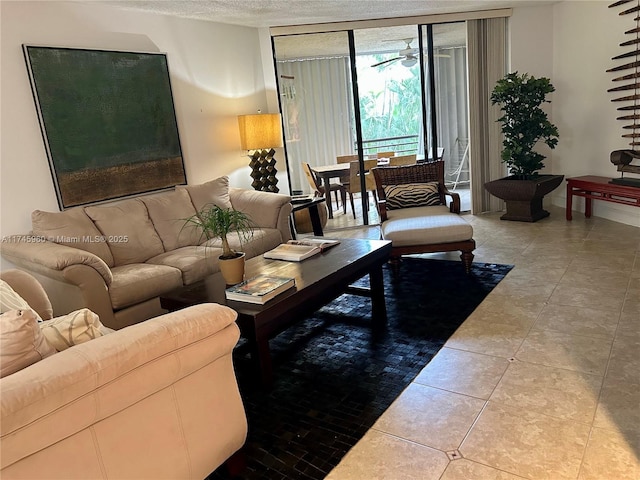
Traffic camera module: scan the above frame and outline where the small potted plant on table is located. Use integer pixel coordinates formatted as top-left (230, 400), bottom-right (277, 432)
top-left (184, 204), bottom-right (254, 285)
top-left (484, 71), bottom-right (562, 222)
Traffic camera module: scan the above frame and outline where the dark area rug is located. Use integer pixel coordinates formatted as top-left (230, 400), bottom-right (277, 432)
top-left (209, 258), bottom-right (513, 480)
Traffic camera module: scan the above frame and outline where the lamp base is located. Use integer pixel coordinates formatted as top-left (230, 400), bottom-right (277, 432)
top-left (249, 149), bottom-right (279, 193)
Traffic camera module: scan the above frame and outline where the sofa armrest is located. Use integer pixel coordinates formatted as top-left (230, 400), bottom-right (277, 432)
top-left (0, 303), bottom-right (245, 471)
top-left (229, 188), bottom-right (293, 242)
top-left (1, 238), bottom-right (112, 286)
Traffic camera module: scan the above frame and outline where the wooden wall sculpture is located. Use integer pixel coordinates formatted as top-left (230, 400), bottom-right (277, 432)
top-left (608, 0), bottom-right (640, 184)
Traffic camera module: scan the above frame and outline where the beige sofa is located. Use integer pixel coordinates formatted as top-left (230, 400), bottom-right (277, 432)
top-left (0, 269), bottom-right (247, 479)
top-left (1, 177), bottom-right (292, 330)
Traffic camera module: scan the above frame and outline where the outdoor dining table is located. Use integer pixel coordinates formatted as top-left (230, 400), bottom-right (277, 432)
top-left (312, 158), bottom-right (395, 218)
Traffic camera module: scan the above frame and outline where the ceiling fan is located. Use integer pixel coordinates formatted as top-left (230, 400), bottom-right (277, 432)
top-left (371, 38), bottom-right (418, 68)
top-left (370, 38), bottom-right (452, 69)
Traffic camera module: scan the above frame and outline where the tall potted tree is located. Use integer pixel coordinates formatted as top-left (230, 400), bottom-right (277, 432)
top-left (183, 204), bottom-right (255, 285)
top-left (484, 72), bottom-right (562, 222)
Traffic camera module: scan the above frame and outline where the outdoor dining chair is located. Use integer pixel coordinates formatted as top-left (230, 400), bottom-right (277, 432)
top-left (302, 162), bottom-right (347, 214)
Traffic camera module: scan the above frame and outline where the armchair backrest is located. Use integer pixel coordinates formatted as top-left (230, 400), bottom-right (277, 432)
top-left (348, 159), bottom-right (378, 194)
top-left (372, 160), bottom-right (446, 205)
top-left (336, 155), bottom-right (357, 183)
top-left (0, 269), bottom-right (54, 320)
top-left (301, 162), bottom-right (321, 194)
top-left (336, 154), bottom-right (358, 164)
top-left (388, 154), bottom-right (417, 166)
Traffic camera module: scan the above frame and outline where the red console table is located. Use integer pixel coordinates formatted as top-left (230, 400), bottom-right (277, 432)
top-left (566, 175), bottom-right (640, 220)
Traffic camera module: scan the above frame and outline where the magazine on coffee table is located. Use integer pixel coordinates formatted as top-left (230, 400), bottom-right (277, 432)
top-left (263, 238), bottom-right (340, 261)
top-left (225, 275), bottom-right (295, 304)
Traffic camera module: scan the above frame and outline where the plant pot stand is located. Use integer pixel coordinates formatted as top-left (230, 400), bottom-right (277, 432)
top-left (485, 175), bottom-right (564, 222)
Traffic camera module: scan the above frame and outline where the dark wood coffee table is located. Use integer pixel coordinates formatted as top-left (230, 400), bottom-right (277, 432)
top-left (160, 238), bottom-right (391, 385)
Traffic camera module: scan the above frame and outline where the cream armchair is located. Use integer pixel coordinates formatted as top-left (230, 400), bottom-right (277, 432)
top-left (0, 269), bottom-right (247, 479)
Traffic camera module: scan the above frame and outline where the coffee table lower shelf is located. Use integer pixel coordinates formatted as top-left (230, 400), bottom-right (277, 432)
top-left (160, 238), bottom-right (391, 387)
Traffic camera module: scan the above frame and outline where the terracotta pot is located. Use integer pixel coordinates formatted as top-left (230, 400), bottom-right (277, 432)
top-left (484, 174), bottom-right (564, 222)
top-left (219, 252), bottom-right (246, 285)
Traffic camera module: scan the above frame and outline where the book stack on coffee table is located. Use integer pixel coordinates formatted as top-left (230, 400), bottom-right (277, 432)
top-left (225, 275), bottom-right (295, 304)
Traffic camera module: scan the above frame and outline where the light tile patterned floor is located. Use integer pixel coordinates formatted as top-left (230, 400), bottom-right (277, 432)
top-left (324, 206), bottom-right (640, 480)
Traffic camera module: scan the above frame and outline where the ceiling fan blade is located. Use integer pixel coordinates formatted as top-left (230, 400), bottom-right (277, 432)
top-left (371, 57), bottom-right (401, 68)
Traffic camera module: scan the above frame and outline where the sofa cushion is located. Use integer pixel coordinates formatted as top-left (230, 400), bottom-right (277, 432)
top-left (202, 228), bottom-right (283, 260)
top-left (39, 309), bottom-right (107, 351)
top-left (0, 309), bottom-right (56, 378)
top-left (85, 199), bottom-right (165, 266)
top-left (109, 263), bottom-right (183, 310)
top-left (382, 205), bottom-right (473, 246)
top-left (384, 182), bottom-right (442, 210)
top-left (31, 208), bottom-right (115, 267)
top-left (146, 246), bottom-right (224, 286)
top-left (141, 189), bottom-right (202, 250)
top-left (179, 176), bottom-right (233, 212)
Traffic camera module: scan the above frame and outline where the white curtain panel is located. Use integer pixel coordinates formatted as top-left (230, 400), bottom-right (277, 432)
top-left (467, 17), bottom-right (507, 214)
top-left (276, 57), bottom-right (354, 194)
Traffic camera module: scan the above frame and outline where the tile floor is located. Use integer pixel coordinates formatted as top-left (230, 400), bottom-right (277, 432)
top-left (323, 206), bottom-right (640, 480)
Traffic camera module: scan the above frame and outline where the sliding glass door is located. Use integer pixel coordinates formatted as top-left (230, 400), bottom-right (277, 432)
top-left (272, 20), bottom-right (472, 233)
top-left (422, 22), bottom-right (471, 211)
top-left (273, 32), bottom-right (366, 227)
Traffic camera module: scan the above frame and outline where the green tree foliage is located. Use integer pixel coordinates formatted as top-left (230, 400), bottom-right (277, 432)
top-left (357, 56), bottom-right (421, 146)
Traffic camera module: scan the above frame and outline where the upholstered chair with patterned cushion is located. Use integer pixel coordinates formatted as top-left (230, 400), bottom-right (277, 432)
top-left (372, 161), bottom-right (475, 273)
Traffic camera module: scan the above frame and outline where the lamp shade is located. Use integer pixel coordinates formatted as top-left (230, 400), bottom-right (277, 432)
top-left (237, 113), bottom-right (283, 150)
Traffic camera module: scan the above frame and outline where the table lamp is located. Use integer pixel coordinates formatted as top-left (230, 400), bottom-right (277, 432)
top-left (237, 112), bottom-right (283, 193)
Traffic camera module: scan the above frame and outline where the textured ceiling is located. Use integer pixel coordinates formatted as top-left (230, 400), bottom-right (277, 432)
top-left (95, 0), bottom-right (555, 59)
top-left (97, 0), bottom-right (554, 28)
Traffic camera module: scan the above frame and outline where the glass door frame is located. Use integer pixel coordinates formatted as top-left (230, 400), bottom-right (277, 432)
top-left (272, 20), bottom-right (470, 226)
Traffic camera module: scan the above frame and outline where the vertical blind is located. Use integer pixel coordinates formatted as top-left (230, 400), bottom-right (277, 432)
top-left (276, 57), bottom-right (353, 193)
top-left (467, 17), bottom-right (508, 214)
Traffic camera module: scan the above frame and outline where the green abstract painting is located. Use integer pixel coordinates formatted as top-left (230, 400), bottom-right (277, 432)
top-left (24, 46), bottom-right (186, 208)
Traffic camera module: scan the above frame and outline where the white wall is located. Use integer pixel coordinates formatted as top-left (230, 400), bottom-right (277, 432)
top-left (1, 0), bottom-right (638, 264)
top-left (512, 1), bottom-right (639, 226)
top-left (0, 0), bottom-right (289, 266)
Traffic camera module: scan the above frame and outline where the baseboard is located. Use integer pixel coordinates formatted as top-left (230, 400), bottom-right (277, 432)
top-left (551, 195), bottom-right (640, 228)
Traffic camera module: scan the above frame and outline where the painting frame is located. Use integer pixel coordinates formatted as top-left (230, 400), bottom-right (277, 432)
top-left (23, 45), bottom-right (187, 209)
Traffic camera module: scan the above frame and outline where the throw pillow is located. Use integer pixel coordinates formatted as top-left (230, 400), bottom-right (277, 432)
top-left (31, 207), bottom-right (115, 267)
top-left (384, 182), bottom-right (442, 210)
top-left (0, 309), bottom-right (56, 378)
top-left (0, 279), bottom-right (32, 314)
top-left (179, 176), bottom-right (233, 212)
top-left (85, 198), bottom-right (165, 266)
top-left (39, 308), bottom-right (107, 351)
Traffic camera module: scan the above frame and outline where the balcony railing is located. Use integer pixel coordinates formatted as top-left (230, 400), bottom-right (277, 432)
top-left (359, 135), bottom-right (419, 157)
